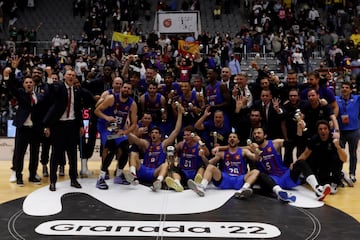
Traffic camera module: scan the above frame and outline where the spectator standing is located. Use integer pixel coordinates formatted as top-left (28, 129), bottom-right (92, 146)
top-left (228, 54), bottom-right (241, 77)
top-left (336, 82), bottom-right (360, 183)
top-left (308, 6), bottom-right (320, 30)
top-left (291, 47), bottom-right (305, 73)
top-left (329, 44), bottom-right (344, 68)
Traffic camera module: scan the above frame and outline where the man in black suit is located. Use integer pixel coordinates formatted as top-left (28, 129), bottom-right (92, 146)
top-left (252, 89), bottom-right (285, 140)
top-left (44, 69), bottom-right (84, 191)
top-left (3, 67), bottom-right (46, 186)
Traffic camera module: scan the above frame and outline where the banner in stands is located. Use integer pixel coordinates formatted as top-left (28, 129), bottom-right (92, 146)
top-left (111, 32), bottom-right (140, 49)
top-left (155, 11), bottom-right (201, 38)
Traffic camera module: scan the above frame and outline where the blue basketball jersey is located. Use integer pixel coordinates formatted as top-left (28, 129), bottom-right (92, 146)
top-left (178, 141), bottom-right (203, 171)
top-left (143, 143), bottom-right (166, 168)
top-left (257, 140), bottom-right (288, 177)
top-left (220, 148), bottom-right (247, 176)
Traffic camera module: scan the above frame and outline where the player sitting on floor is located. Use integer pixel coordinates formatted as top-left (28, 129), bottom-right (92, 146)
top-left (249, 127), bottom-right (331, 202)
top-left (187, 132), bottom-right (260, 199)
top-left (164, 125), bottom-right (210, 192)
top-left (125, 103), bottom-right (184, 191)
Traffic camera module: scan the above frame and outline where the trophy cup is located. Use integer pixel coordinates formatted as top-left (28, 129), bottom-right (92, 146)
top-left (294, 109), bottom-right (307, 131)
top-left (246, 139), bottom-right (262, 155)
top-left (213, 131), bottom-right (218, 146)
top-left (161, 108), bottom-right (166, 122)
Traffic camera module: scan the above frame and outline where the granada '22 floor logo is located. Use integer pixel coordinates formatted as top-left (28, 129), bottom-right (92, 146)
top-left (36, 221), bottom-right (281, 238)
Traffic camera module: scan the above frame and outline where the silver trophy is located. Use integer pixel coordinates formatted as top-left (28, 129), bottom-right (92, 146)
top-left (246, 139), bottom-right (263, 155)
top-left (294, 109), bottom-right (307, 131)
top-left (161, 108), bottom-right (166, 122)
top-left (168, 90), bottom-right (175, 104)
top-left (213, 131), bottom-right (218, 146)
top-left (107, 122), bottom-right (126, 140)
top-left (107, 122), bottom-right (118, 132)
top-left (166, 145), bottom-right (176, 169)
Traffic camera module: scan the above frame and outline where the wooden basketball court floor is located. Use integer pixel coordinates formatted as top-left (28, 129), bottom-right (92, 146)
top-left (1, 158), bottom-right (359, 223)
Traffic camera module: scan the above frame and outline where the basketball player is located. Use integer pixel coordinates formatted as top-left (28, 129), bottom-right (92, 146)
top-left (187, 132), bottom-right (260, 199)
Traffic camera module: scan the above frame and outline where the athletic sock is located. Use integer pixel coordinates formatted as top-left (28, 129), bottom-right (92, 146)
top-left (116, 169), bottom-right (123, 177)
top-left (306, 175), bottom-right (318, 190)
top-left (201, 179), bottom-right (209, 189)
top-left (272, 185), bottom-right (282, 195)
top-left (175, 179), bottom-right (181, 185)
top-left (130, 166), bottom-right (136, 175)
top-left (99, 171), bottom-right (106, 179)
top-left (242, 182), bottom-right (251, 189)
top-left (157, 175), bottom-right (164, 182)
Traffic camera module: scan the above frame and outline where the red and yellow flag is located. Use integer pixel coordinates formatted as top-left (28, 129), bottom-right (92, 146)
top-left (178, 40), bottom-right (199, 56)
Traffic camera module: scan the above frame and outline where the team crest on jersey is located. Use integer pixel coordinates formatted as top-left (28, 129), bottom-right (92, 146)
top-left (225, 154), bottom-right (231, 161)
top-left (267, 147), bottom-right (272, 153)
top-left (235, 155), bottom-right (240, 160)
top-left (125, 106), bottom-right (129, 111)
top-left (156, 146), bottom-right (160, 150)
top-left (192, 148), bottom-right (196, 153)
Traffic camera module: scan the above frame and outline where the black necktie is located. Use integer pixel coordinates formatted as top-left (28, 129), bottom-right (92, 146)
top-left (66, 87), bottom-right (72, 118)
top-left (262, 104), bottom-right (267, 121)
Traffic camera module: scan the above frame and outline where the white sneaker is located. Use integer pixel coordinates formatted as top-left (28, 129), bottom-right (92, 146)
top-left (124, 171), bottom-right (139, 185)
top-left (342, 172), bottom-right (354, 187)
top-left (187, 179), bottom-right (205, 197)
top-left (151, 180), bottom-right (162, 192)
top-left (277, 190), bottom-right (296, 203)
top-left (234, 188), bottom-right (253, 199)
top-left (9, 170), bottom-right (16, 183)
top-left (35, 174), bottom-right (42, 181)
top-left (315, 184), bottom-right (331, 201)
top-left (350, 174), bottom-right (356, 183)
top-left (330, 183), bottom-right (338, 194)
top-left (194, 173), bottom-right (203, 184)
top-left (80, 169), bottom-right (93, 178)
top-left (165, 176), bottom-right (184, 192)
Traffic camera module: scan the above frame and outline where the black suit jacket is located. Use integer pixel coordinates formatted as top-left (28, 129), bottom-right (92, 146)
top-left (43, 82), bottom-right (83, 129)
top-left (7, 73), bottom-right (46, 132)
top-left (252, 100), bottom-right (285, 139)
